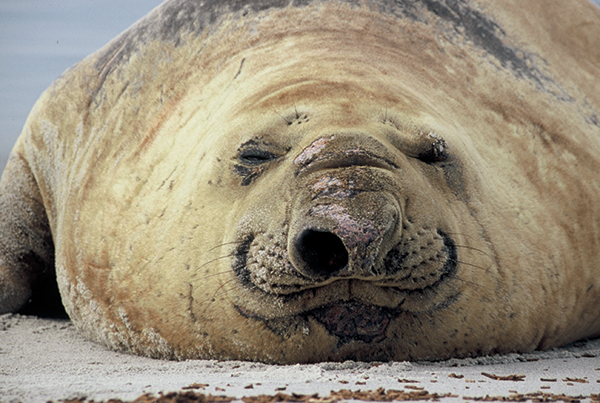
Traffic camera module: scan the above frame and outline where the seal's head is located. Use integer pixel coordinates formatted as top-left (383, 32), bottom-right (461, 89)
top-left (2, 0), bottom-right (599, 363)
top-left (203, 62), bottom-right (493, 362)
top-left (228, 121), bottom-right (464, 361)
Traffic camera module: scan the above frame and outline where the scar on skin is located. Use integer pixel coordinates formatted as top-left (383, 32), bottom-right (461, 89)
top-left (293, 136), bottom-right (334, 166)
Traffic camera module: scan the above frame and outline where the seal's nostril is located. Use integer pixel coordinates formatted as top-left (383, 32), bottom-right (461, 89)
top-left (295, 229), bottom-right (348, 277)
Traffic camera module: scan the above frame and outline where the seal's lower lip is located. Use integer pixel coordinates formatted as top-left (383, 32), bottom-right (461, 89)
top-left (309, 301), bottom-right (393, 343)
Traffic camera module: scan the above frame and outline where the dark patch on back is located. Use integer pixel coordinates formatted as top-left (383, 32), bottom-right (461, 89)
top-left (382, 0), bottom-right (555, 91)
top-left (374, 0), bottom-right (426, 22)
top-left (419, 0), bottom-right (549, 88)
top-left (94, 0), bottom-right (309, 72)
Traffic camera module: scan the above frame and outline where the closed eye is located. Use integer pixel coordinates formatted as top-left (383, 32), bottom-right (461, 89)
top-left (381, 116), bottom-right (449, 164)
top-left (417, 134), bottom-right (448, 163)
top-left (238, 149), bottom-right (278, 165)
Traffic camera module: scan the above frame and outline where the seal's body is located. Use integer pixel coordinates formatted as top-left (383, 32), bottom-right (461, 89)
top-left (1, 0), bottom-right (599, 363)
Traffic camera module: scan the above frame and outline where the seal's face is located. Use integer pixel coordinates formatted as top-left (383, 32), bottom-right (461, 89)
top-left (229, 116), bottom-right (464, 357)
top-left (191, 50), bottom-right (499, 361)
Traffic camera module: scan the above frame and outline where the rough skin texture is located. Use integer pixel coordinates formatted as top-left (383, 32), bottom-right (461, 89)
top-left (1, 0), bottom-right (599, 363)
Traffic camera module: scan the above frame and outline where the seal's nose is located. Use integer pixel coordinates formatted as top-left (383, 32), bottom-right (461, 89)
top-left (288, 195), bottom-right (401, 280)
top-left (293, 229), bottom-right (349, 277)
top-left (288, 135), bottom-right (403, 280)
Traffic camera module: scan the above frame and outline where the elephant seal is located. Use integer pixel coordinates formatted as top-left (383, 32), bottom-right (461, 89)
top-left (1, 0), bottom-right (599, 363)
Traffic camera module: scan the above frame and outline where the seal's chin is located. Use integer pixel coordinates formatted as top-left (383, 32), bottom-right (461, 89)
top-left (235, 297), bottom-right (397, 344)
top-left (310, 301), bottom-right (392, 343)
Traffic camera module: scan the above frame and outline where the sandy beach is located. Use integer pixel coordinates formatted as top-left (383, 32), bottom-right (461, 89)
top-left (1, 314), bottom-right (598, 402)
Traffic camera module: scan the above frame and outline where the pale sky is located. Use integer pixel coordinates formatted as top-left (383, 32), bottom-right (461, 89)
top-left (0, 0), bottom-right (163, 171)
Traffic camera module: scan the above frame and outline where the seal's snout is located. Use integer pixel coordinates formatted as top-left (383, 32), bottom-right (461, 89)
top-left (289, 195), bottom-right (402, 280)
top-left (287, 135), bottom-right (403, 280)
top-left (293, 229), bottom-right (349, 277)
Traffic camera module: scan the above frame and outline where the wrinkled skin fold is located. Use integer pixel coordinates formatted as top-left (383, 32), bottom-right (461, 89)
top-left (1, 0), bottom-right (600, 363)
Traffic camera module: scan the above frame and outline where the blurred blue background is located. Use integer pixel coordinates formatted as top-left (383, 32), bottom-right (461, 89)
top-left (1, 0), bottom-right (599, 173)
top-left (0, 0), bottom-right (162, 173)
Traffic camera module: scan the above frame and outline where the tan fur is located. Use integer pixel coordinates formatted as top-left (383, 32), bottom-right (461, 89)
top-left (1, 0), bottom-right (599, 363)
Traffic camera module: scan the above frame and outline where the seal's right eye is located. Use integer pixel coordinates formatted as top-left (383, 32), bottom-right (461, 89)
top-left (238, 148), bottom-right (278, 165)
top-left (416, 133), bottom-right (448, 163)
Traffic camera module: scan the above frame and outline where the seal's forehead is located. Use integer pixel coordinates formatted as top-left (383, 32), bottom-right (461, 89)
top-left (95, 0), bottom-right (549, 90)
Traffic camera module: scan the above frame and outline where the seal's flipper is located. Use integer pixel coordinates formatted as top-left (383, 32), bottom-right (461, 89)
top-left (0, 144), bottom-right (62, 317)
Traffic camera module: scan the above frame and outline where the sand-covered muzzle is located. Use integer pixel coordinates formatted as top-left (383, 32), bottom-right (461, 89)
top-left (230, 133), bottom-right (459, 344)
top-left (287, 135), bottom-right (403, 279)
top-left (309, 301), bottom-right (394, 343)
top-left (289, 177), bottom-right (402, 281)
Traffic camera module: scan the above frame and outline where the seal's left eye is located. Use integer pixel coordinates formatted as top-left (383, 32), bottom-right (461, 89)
top-left (417, 134), bottom-right (448, 163)
top-left (238, 149), bottom-right (277, 165)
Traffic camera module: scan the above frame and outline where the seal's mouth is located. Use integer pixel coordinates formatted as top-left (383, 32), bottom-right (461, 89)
top-left (236, 299), bottom-right (396, 343)
top-left (309, 301), bottom-right (393, 343)
top-left (231, 226), bottom-right (459, 341)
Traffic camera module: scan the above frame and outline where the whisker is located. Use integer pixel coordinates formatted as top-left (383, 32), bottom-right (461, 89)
top-left (273, 109), bottom-right (292, 125)
top-left (443, 232), bottom-right (479, 242)
top-left (454, 259), bottom-right (491, 272)
top-left (206, 285), bottom-right (239, 309)
top-left (199, 279), bottom-right (237, 314)
top-left (193, 268), bottom-right (234, 281)
top-left (196, 252), bottom-right (236, 271)
top-left (454, 275), bottom-right (488, 290)
top-left (453, 244), bottom-right (492, 258)
top-left (207, 241), bottom-right (244, 253)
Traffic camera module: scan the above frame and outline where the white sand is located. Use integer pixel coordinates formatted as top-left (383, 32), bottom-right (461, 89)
top-left (1, 314), bottom-right (599, 402)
